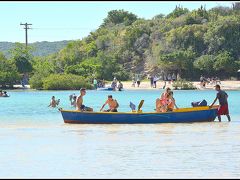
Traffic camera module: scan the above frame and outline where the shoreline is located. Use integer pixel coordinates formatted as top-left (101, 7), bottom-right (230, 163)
top-left (3, 80), bottom-right (240, 91)
top-left (121, 80), bottom-right (240, 91)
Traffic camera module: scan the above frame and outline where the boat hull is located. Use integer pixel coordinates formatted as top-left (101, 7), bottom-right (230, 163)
top-left (60, 107), bottom-right (218, 124)
top-left (97, 87), bottom-right (114, 91)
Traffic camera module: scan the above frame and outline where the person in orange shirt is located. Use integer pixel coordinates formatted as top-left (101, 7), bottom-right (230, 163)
top-left (100, 95), bottom-right (119, 112)
top-left (156, 87), bottom-right (171, 112)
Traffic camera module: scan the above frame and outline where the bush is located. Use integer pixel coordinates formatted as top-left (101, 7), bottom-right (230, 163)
top-left (29, 73), bottom-right (44, 89)
top-left (42, 74), bottom-right (93, 90)
top-left (0, 55), bottom-right (20, 87)
top-left (172, 79), bottom-right (196, 90)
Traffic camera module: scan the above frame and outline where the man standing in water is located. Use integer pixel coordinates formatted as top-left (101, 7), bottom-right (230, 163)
top-left (76, 88), bottom-right (93, 112)
top-left (48, 96), bottom-right (60, 108)
top-left (210, 85), bottom-right (231, 122)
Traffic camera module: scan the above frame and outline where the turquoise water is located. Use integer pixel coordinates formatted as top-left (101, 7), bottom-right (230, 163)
top-left (0, 89), bottom-right (240, 178)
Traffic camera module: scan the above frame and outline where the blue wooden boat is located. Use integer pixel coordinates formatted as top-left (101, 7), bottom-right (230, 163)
top-left (60, 106), bottom-right (218, 124)
top-left (97, 87), bottom-right (114, 91)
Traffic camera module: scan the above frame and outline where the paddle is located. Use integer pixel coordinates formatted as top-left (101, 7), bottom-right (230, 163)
top-left (137, 100), bottom-right (144, 112)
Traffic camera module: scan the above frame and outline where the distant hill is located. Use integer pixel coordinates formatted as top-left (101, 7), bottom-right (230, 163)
top-left (0, 40), bottom-right (72, 58)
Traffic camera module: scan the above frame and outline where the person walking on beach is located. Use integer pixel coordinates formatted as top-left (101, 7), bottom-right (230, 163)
top-left (172, 73), bottom-right (176, 82)
top-left (136, 77), bottom-right (141, 87)
top-left (131, 77), bottom-right (136, 87)
top-left (76, 88), bottom-right (93, 112)
top-left (93, 78), bottom-right (98, 89)
top-left (153, 75), bottom-right (158, 88)
top-left (210, 85), bottom-right (231, 122)
top-left (149, 75), bottom-right (154, 88)
top-left (100, 95), bottom-right (119, 112)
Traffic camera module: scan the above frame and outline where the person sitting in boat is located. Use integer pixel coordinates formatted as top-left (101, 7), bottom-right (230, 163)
top-left (166, 91), bottom-right (178, 112)
top-left (100, 95), bottom-right (119, 112)
top-left (156, 87), bottom-right (171, 112)
top-left (2, 91), bottom-right (9, 97)
top-left (76, 88), bottom-right (93, 112)
top-left (155, 99), bottom-right (165, 112)
top-left (0, 90), bottom-right (3, 97)
top-left (48, 96), bottom-right (60, 108)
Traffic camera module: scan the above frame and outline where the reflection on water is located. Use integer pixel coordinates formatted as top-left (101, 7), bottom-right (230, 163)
top-left (0, 90), bottom-right (240, 178)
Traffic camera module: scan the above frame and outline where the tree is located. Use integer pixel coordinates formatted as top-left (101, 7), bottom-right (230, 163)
top-left (204, 16), bottom-right (240, 58)
top-left (124, 20), bottom-right (151, 50)
top-left (193, 54), bottom-right (215, 75)
top-left (0, 52), bottom-right (20, 87)
top-left (158, 49), bottom-right (196, 78)
top-left (166, 6), bottom-right (190, 19)
top-left (152, 14), bottom-right (165, 20)
top-left (10, 43), bottom-right (33, 74)
top-left (29, 56), bottom-right (55, 89)
top-left (102, 9), bottom-right (138, 27)
top-left (213, 51), bottom-right (237, 75)
top-left (166, 24), bottom-right (208, 55)
top-left (65, 57), bottom-right (101, 79)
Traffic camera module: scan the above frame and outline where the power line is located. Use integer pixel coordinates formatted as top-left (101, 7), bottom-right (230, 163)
top-left (20, 22), bottom-right (32, 47)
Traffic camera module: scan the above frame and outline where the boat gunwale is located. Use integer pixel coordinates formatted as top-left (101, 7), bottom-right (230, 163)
top-left (60, 106), bottom-right (218, 115)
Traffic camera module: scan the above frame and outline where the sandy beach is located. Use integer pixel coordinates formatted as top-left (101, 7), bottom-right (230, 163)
top-left (121, 80), bottom-right (240, 91)
top-left (12, 80), bottom-right (240, 91)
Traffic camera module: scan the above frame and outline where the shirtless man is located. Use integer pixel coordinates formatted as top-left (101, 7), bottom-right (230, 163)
top-left (76, 88), bottom-right (93, 112)
top-left (210, 85), bottom-right (231, 122)
top-left (48, 96), bottom-right (60, 108)
top-left (100, 95), bottom-right (119, 112)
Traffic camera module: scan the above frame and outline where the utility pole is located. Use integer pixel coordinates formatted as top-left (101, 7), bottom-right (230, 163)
top-left (20, 23), bottom-right (32, 47)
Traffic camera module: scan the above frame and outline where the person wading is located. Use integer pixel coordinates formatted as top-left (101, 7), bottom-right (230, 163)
top-left (210, 85), bottom-right (231, 122)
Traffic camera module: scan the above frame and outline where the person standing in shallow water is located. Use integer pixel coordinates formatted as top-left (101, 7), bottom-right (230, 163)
top-left (210, 85), bottom-right (231, 122)
top-left (48, 96), bottom-right (60, 108)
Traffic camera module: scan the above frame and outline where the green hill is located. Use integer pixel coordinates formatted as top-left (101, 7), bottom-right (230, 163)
top-left (0, 40), bottom-right (71, 58)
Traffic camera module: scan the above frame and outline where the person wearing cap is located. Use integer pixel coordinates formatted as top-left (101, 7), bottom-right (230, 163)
top-left (210, 85), bottom-right (231, 122)
top-left (76, 88), bottom-right (93, 112)
top-left (100, 95), bottom-right (119, 112)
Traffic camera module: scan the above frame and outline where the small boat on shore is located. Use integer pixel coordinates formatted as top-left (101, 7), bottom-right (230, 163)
top-left (97, 87), bottom-right (114, 91)
top-left (60, 106), bottom-right (218, 124)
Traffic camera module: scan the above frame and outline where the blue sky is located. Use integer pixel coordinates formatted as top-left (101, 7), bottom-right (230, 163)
top-left (0, 1), bottom-right (233, 43)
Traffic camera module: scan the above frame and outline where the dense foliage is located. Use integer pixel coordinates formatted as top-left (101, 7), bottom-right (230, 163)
top-left (1, 3), bottom-right (240, 89)
top-left (0, 52), bottom-right (20, 87)
top-left (42, 74), bottom-right (93, 90)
